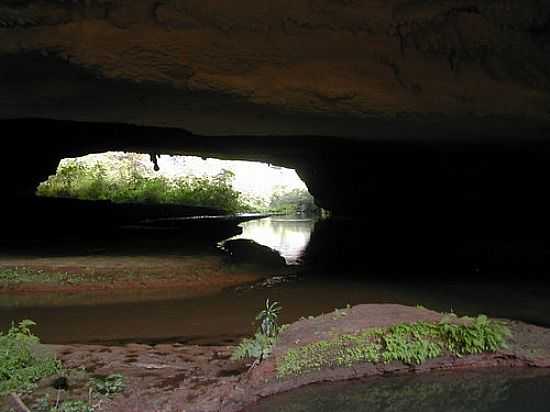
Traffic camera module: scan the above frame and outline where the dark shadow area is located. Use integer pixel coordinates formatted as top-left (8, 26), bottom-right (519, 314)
top-left (2, 118), bottom-right (550, 277)
top-left (301, 217), bottom-right (550, 277)
top-left (0, 197), bottom-right (254, 253)
top-left (1, 193), bottom-right (266, 258)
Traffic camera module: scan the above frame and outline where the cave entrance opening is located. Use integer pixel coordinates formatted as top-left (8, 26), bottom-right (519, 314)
top-left (33, 152), bottom-right (319, 263)
top-left (36, 152), bottom-right (316, 215)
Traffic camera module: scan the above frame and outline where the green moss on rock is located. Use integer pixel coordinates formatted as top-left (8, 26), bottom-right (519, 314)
top-left (277, 314), bottom-right (511, 378)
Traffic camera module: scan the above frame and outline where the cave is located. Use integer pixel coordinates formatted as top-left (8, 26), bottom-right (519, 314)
top-left (1, 1), bottom-right (550, 411)
top-left (4, 117), bottom-right (550, 274)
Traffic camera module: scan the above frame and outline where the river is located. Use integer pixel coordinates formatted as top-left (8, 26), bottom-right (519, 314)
top-left (246, 368), bottom-right (550, 412)
top-left (2, 215), bottom-right (550, 411)
top-left (1, 216), bottom-right (549, 344)
top-left (224, 215), bottom-right (316, 265)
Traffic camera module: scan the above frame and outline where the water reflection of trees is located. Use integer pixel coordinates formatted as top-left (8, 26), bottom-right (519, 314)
top-left (233, 217), bottom-right (316, 264)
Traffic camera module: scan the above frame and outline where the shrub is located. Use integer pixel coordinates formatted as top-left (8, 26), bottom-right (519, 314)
top-left (90, 373), bottom-right (126, 396)
top-left (231, 332), bottom-right (277, 361)
top-left (0, 320), bottom-right (61, 394)
top-left (38, 162), bottom-right (251, 212)
top-left (269, 187), bottom-right (318, 214)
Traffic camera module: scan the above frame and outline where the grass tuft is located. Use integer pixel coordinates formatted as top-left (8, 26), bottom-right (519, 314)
top-left (0, 267), bottom-right (87, 286)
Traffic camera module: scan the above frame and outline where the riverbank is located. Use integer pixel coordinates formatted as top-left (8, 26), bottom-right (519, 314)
top-left (0, 255), bottom-right (268, 301)
top-left (0, 214), bottom-right (289, 303)
top-left (4, 304), bottom-right (549, 412)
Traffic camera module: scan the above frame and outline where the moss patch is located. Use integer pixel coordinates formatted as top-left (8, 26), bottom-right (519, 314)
top-left (0, 267), bottom-right (93, 285)
top-left (277, 314), bottom-right (511, 378)
top-left (0, 266), bottom-right (173, 286)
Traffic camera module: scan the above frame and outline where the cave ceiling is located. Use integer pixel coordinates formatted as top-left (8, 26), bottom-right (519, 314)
top-left (0, 0), bottom-right (549, 139)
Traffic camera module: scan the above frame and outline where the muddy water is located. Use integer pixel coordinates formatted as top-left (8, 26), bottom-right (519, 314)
top-left (246, 369), bottom-right (550, 412)
top-left (1, 276), bottom-right (549, 345)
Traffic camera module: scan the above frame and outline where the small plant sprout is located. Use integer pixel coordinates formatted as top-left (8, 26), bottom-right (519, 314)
top-left (90, 373), bottom-right (126, 396)
top-left (256, 298), bottom-right (282, 338)
top-left (232, 299), bottom-right (283, 368)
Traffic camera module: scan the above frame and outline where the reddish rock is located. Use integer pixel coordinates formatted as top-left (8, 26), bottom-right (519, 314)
top-left (11, 304), bottom-right (548, 412)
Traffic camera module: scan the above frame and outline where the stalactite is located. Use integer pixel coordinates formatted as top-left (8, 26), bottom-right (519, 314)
top-left (149, 153), bottom-right (160, 171)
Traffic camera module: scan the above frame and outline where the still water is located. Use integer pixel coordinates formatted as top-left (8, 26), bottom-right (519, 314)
top-left (1, 276), bottom-right (548, 345)
top-left (0, 216), bottom-right (549, 344)
top-left (246, 369), bottom-right (550, 412)
top-left (225, 216), bottom-right (316, 264)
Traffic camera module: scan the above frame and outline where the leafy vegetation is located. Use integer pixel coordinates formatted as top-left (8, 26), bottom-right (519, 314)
top-left (34, 395), bottom-right (95, 412)
top-left (0, 318), bottom-right (126, 411)
top-left (231, 332), bottom-right (278, 363)
top-left (37, 156), bottom-right (318, 215)
top-left (232, 299), bottom-right (283, 363)
top-left (256, 299), bottom-right (282, 338)
top-left (90, 374), bottom-right (126, 397)
top-left (52, 400), bottom-right (95, 412)
top-left (0, 266), bottom-right (196, 287)
top-left (0, 320), bottom-right (61, 395)
top-left (277, 314), bottom-right (511, 378)
top-left (269, 188), bottom-right (318, 215)
top-left (37, 160), bottom-right (252, 213)
top-left (31, 373), bottom-right (126, 412)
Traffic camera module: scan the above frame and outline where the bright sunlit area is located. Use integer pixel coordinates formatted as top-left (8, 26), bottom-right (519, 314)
top-left (36, 152), bottom-right (318, 215)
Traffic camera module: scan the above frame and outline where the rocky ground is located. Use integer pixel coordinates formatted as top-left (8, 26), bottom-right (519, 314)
top-left (4, 304), bottom-right (549, 412)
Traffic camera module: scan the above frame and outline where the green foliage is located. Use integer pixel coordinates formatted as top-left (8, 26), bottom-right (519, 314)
top-left (33, 394), bottom-right (52, 412)
top-left (256, 299), bottom-right (282, 338)
top-left (277, 329), bottom-right (382, 377)
top-left (438, 314), bottom-right (511, 356)
top-left (51, 400), bottom-right (95, 412)
top-left (269, 187), bottom-right (318, 214)
top-left (380, 322), bottom-right (443, 365)
top-left (231, 332), bottom-right (277, 361)
top-left (0, 267), bottom-right (86, 285)
top-left (32, 374), bottom-right (124, 412)
top-left (0, 320), bottom-right (61, 395)
top-left (277, 315), bottom-right (511, 378)
top-left (90, 373), bottom-right (126, 396)
top-left (37, 160), bottom-right (252, 213)
top-left (231, 299), bottom-right (283, 362)
top-left (34, 396), bottom-right (95, 412)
